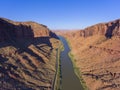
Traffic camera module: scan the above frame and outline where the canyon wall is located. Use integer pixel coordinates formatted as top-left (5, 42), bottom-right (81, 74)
top-left (56, 19), bottom-right (120, 90)
top-left (0, 18), bottom-right (57, 41)
top-left (0, 17), bottom-right (60, 90)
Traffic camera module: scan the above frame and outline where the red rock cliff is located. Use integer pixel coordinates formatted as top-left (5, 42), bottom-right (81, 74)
top-left (0, 18), bottom-right (57, 42)
top-left (78, 19), bottom-right (120, 38)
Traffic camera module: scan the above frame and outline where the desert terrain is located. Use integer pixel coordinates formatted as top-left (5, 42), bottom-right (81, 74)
top-left (0, 18), bottom-right (60, 90)
top-left (56, 19), bottom-right (120, 90)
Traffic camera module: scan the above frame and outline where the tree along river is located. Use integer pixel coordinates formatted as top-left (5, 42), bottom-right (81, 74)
top-left (59, 36), bottom-right (84, 90)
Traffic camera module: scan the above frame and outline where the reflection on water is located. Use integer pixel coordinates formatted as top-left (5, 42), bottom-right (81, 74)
top-left (59, 36), bottom-right (84, 90)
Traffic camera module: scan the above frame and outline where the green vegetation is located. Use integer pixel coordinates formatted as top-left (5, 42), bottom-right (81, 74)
top-left (55, 37), bottom-right (88, 90)
top-left (54, 42), bottom-right (64, 90)
top-left (66, 38), bottom-right (88, 90)
top-left (68, 52), bottom-right (88, 90)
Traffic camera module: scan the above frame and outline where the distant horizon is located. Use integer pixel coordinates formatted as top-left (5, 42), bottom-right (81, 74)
top-left (1, 16), bottom-right (119, 31)
top-left (52, 18), bottom-right (120, 30)
top-left (0, 0), bottom-right (120, 30)
top-left (1, 16), bottom-right (119, 30)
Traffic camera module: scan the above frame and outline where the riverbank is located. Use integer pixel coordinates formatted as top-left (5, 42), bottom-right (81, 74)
top-left (68, 52), bottom-right (88, 90)
top-left (59, 36), bottom-right (83, 90)
top-left (66, 38), bottom-right (88, 90)
top-left (54, 41), bottom-right (64, 90)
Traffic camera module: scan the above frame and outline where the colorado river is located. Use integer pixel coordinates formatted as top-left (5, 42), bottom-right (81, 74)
top-left (59, 36), bottom-right (84, 90)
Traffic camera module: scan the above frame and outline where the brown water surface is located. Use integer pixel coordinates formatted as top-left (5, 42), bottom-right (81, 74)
top-left (59, 36), bottom-right (84, 90)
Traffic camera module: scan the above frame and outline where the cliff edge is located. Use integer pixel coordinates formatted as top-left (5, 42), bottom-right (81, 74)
top-left (0, 17), bottom-right (60, 90)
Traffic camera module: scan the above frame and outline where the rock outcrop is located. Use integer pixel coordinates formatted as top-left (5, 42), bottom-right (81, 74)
top-left (0, 17), bottom-right (60, 90)
top-left (56, 19), bottom-right (120, 90)
top-left (72, 19), bottom-right (120, 38)
top-left (0, 18), bottom-right (57, 42)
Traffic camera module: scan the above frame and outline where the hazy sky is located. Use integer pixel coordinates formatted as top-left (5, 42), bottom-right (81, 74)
top-left (0, 0), bottom-right (120, 30)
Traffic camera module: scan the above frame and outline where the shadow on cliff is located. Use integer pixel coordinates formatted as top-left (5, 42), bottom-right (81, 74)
top-left (0, 18), bottom-right (52, 63)
top-left (105, 22), bottom-right (118, 38)
top-left (16, 37), bottom-right (52, 63)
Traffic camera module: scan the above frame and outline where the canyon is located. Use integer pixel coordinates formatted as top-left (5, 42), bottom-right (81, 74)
top-left (0, 18), bottom-right (60, 90)
top-left (56, 19), bottom-right (120, 90)
top-left (0, 17), bottom-right (120, 90)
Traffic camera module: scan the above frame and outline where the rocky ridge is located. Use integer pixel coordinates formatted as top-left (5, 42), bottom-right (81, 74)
top-left (0, 17), bottom-right (57, 42)
top-left (56, 19), bottom-right (120, 90)
top-left (0, 17), bottom-right (60, 90)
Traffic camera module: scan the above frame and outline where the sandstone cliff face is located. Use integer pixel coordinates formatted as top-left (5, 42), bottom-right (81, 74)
top-left (0, 17), bottom-right (60, 90)
top-left (77, 19), bottom-right (120, 38)
top-left (57, 19), bottom-right (120, 90)
top-left (0, 18), bottom-right (57, 42)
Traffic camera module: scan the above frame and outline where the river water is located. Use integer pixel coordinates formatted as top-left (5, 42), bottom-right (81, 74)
top-left (59, 36), bottom-right (84, 90)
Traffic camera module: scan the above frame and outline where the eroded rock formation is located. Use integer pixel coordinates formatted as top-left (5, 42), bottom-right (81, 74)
top-left (0, 17), bottom-right (60, 90)
top-left (56, 19), bottom-right (120, 90)
top-left (0, 18), bottom-right (57, 42)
